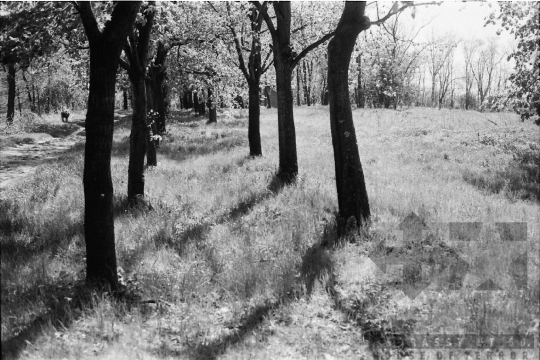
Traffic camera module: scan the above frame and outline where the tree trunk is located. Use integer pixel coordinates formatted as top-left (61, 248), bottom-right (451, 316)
top-left (302, 60), bottom-right (311, 106)
top-left (84, 48), bottom-right (121, 290)
top-left (296, 66), bottom-right (301, 106)
top-left (80, 1), bottom-right (140, 291)
top-left (123, 89), bottom-right (128, 110)
top-left (328, 2), bottom-right (371, 235)
top-left (150, 41), bottom-right (169, 133)
top-left (207, 88), bottom-right (217, 124)
top-left (193, 91), bottom-right (199, 115)
top-left (6, 62), bottom-right (15, 122)
top-left (127, 78), bottom-right (149, 201)
top-left (271, 2), bottom-right (298, 183)
top-left (248, 80), bottom-right (262, 156)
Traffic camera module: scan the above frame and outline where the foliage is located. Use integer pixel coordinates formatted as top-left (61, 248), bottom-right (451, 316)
top-left (487, 2), bottom-right (540, 120)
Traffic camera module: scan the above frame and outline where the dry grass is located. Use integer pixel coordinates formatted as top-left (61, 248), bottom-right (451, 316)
top-left (1, 106), bottom-right (538, 359)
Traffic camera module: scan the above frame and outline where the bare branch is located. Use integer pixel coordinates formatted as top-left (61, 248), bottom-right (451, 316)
top-left (370, 2), bottom-right (440, 26)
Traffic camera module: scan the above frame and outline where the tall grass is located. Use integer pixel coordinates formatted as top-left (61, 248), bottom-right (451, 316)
top-left (1, 107), bottom-right (538, 359)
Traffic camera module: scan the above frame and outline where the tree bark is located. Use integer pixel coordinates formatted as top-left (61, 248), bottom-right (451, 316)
top-left (270, 2), bottom-right (298, 183)
top-left (127, 78), bottom-right (148, 200)
top-left (6, 62), bottom-right (15, 122)
top-left (123, 89), bottom-right (128, 110)
top-left (328, 2), bottom-right (371, 234)
top-left (150, 41), bottom-right (169, 133)
top-left (248, 80), bottom-right (261, 156)
top-left (79, 1), bottom-right (141, 291)
top-left (207, 87), bottom-right (217, 124)
top-left (193, 91), bottom-right (199, 115)
top-left (296, 66), bottom-right (301, 106)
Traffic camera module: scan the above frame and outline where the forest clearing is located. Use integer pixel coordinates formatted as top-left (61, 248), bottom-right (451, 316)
top-left (1, 106), bottom-right (539, 359)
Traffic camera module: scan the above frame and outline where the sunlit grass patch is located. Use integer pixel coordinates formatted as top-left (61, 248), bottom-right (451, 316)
top-left (2, 106), bottom-right (539, 359)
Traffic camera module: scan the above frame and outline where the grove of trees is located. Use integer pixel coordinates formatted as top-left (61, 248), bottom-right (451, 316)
top-left (1, 1), bottom-right (537, 290)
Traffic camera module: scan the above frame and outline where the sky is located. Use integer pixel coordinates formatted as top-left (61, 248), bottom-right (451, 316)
top-left (409, 1), bottom-right (516, 48)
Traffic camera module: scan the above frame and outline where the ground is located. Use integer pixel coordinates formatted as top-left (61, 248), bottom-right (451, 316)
top-left (1, 106), bottom-right (539, 360)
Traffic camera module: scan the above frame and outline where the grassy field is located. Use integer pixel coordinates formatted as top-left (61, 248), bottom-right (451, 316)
top-left (1, 106), bottom-right (539, 359)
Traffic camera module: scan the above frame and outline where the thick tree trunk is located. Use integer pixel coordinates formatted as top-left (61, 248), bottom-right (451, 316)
top-left (84, 49), bottom-right (121, 290)
top-left (327, 2), bottom-right (371, 234)
top-left (80, 1), bottom-right (140, 291)
top-left (6, 63), bottom-right (15, 122)
top-left (271, 2), bottom-right (298, 183)
top-left (248, 80), bottom-right (262, 156)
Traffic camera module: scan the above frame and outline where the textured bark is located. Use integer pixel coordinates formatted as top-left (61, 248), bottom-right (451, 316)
top-left (6, 62), bottom-right (15, 122)
top-left (127, 78), bottom-right (148, 200)
top-left (80, 1), bottom-right (140, 291)
top-left (328, 2), bottom-right (371, 234)
top-left (150, 41), bottom-right (169, 133)
top-left (248, 81), bottom-right (261, 156)
top-left (270, 2), bottom-right (298, 182)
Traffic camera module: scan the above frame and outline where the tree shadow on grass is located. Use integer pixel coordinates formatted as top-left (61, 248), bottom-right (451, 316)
top-left (153, 175), bottom-right (286, 258)
top-left (1, 281), bottom-right (95, 360)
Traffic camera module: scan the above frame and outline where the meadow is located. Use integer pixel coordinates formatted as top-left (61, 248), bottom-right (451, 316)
top-left (1, 106), bottom-right (539, 359)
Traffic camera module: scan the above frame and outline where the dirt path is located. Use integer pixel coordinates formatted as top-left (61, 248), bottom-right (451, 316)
top-left (0, 127), bottom-right (85, 192)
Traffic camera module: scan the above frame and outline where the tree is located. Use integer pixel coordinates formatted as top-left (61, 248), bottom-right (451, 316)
top-left (462, 39), bottom-right (480, 110)
top-left (75, 1), bottom-right (141, 291)
top-left (426, 33), bottom-right (456, 107)
top-left (254, 1), bottom-right (337, 182)
top-left (487, 2), bottom-right (539, 120)
top-left (0, 2), bottom-right (66, 121)
top-left (327, 1), bottom-right (371, 234)
top-left (471, 39), bottom-right (501, 111)
top-left (119, 2), bottom-right (156, 204)
top-left (208, 1), bottom-right (273, 156)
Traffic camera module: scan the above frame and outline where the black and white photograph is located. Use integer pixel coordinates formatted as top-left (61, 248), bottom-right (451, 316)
top-left (1, 1), bottom-right (538, 359)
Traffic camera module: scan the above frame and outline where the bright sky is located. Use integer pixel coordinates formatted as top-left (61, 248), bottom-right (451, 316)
top-left (410, 1), bottom-right (516, 48)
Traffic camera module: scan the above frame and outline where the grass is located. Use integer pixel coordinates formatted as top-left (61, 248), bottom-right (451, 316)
top-left (1, 106), bottom-right (539, 359)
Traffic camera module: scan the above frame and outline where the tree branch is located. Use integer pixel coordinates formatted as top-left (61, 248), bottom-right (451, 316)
top-left (102, 1), bottom-right (141, 46)
top-left (252, 1), bottom-right (275, 37)
top-left (118, 57), bottom-right (130, 71)
top-left (292, 31), bottom-right (336, 68)
top-left (370, 2), bottom-right (440, 26)
top-left (77, 2), bottom-right (100, 44)
top-left (227, 2), bottom-right (249, 80)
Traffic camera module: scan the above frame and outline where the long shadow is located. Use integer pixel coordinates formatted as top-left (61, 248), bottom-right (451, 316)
top-left (300, 222), bottom-right (417, 360)
top-left (1, 281), bottom-right (95, 360)
top-left (154, 174), bottom-right (285, 258)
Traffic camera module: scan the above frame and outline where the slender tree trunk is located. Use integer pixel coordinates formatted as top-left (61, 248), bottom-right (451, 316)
top-left (127, 78), bottom-right (149, 201)
top-left (123, 89), bottom-right (128, 110)
top-left (6, 63), bottom-right (15, 122)
top-left (144, 77), bottom-right (157, 165)
top-left (296, 66), bottom-right (301, 106)
top-left (207, 87), bottom-right (217, 124)
top-left (248, 80), bottom-right (262, 156)
top-left (328, 2), bottom-right (371, 235)
top-left (152, 42), bottom-right (169, 134)
top-left (193, 91), bottom-right (199, 115)
top-left (303, 60), bottom-right (311, 106)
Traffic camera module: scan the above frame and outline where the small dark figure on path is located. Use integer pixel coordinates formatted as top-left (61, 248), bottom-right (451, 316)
top-left (61, 110), bottom-right (70, 123)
